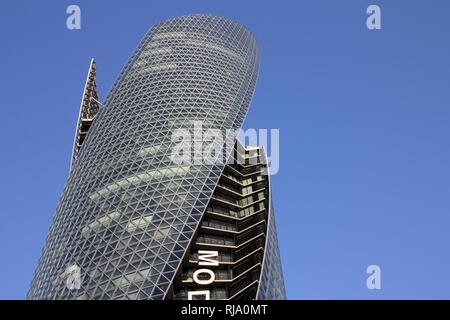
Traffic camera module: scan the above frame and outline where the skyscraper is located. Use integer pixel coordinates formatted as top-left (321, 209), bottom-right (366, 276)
top-left (28, 14), bottom-right (285, 300)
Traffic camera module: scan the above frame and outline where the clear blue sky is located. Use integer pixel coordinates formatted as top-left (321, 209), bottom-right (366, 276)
top-left (1, 0), bottom-right (450, 299)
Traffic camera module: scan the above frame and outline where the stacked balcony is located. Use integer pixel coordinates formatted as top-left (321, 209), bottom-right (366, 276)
top-left (170, 144), bottom-right (270, 300)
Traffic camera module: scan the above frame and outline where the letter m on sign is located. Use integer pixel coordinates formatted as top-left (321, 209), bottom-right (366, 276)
top-left (198, 250), bottom-right (219, 266)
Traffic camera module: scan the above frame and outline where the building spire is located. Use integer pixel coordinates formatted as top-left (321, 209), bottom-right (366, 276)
top-left (71, 58), bottom-right (101, 168)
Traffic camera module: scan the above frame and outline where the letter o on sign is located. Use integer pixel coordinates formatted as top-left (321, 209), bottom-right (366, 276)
top-left (193, 269), bottom-right (215, 285)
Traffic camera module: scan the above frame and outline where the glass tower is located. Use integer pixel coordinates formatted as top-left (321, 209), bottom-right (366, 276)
top-left (28, 14), bottom-right (285, 300)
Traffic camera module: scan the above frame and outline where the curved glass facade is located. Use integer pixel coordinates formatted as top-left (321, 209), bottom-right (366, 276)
top-left (28, 14), bottom-right (284, 300)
